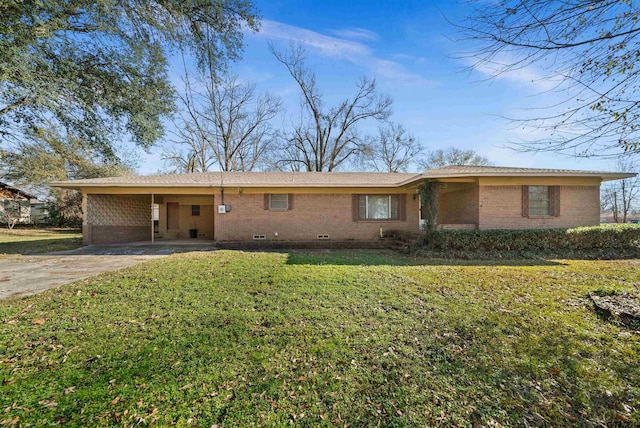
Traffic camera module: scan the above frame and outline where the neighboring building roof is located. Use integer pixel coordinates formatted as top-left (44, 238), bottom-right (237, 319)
top-left (50, 165), bottom-right (636, 190)
top-left (0, 182), bottom-right (37, 199)
top-left (422, 165), bottom-right (635, 181)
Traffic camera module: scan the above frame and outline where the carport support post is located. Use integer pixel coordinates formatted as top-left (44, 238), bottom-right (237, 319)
top-left (151, 193), bottom-right (154, 244)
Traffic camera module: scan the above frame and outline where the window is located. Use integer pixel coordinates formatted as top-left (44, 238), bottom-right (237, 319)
top-left (191, 205), bottom-right (200, 216)
top-left (523, 186), bottom-right (559, 217)
top-left (358, 195), bottom-right (400, 220)
top-left (153, 204), bottom-right (159, 233)
top-left (269, 194), bottom-right (289, 210)
top-left (528, 186), bottom-right (550, 216)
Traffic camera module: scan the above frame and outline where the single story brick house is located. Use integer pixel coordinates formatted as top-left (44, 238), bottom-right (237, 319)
top-left (51, 166), bottom-right (634, 245)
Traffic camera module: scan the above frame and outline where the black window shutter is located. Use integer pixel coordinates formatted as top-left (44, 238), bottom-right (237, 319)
top-left (352, 195), bottom-right (360, 221)
top-left (522, 186), bottom-right (529, 217)
top-left (551, 186), bottom-right (561, 217)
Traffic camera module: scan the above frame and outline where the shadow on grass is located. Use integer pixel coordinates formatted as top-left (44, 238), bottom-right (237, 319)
top-left (284, 249), bottom-right (565, 267)
top-left (34, 244), bottom-right (564, 265)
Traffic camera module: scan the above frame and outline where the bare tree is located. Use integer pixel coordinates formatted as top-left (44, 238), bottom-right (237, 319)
top-left (164, 71), bottom-right (281, 172)
top-left (271, 45), bottom-right (392, 171)
top-left (420, 147), bottom-right (492, 169)
top-left (0, 197), bottom-right (25, 230)
top-left (363, 122), bottom-right (423, 172)
top-left (601, 159), bottom-right (640, 223)
top-left (460, 1), bottom-right (640, 159)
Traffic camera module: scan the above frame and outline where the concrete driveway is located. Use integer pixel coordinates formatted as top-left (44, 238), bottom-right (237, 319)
top-left (0, 241), bottom-right (215, 300)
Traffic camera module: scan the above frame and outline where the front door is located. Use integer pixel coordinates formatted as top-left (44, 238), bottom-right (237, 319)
top-left (167, 202), bottom-right (179, 231)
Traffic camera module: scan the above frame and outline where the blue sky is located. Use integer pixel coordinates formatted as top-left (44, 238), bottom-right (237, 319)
top-left (140, 0), bottom-right (619, 174)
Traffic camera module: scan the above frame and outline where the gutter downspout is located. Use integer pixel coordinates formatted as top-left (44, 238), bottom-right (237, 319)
top-left (211, 185), bottom-right (216, 242)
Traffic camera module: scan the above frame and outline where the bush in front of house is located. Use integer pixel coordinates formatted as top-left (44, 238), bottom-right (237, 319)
top-left (413, 224), bottom-right (640, 259)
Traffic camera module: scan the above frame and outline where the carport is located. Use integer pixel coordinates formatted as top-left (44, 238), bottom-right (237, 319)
top-left (80, 189), bottom-right (217, 245)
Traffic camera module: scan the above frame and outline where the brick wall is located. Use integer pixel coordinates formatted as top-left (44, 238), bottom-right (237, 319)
top-left (87, 195), bottom-right (150, 226)
top-left (178, 204), bottom-right (214, 239)
top-left (478, 185), bottom-right (600, 229)
top-left (215, 193), bottom-right (420, 241)
top-left (155, 196), bottom-right (217, 239)
top-left (82, 184), bottom-right (602, 244)
top-left (85, 194), bottom-right (151, 244)
top-left (438, 185), bottom-right (479, 225)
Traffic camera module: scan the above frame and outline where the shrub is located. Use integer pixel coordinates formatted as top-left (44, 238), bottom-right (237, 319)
top-left (45, 190), bottom-right (82, 227)
top-left (412, 224), bottom-right (640, 259)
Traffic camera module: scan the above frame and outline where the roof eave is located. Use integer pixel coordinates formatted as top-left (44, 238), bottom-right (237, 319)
top-left (49, 171), bottom-right (637, 189)
top-left (422, 172), bottom-right (636, 181)
top-left (50, 182), bottom-right (412, 189)
top-left (0, 183), bottom-right (36, 199)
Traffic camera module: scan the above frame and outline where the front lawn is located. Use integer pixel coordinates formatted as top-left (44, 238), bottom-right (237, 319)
top-left (1, 250), bottom-right (638, 426)
top-left (0, 228), bottom-right (82, 255)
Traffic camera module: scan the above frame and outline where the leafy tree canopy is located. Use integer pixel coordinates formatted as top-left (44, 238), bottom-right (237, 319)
top-left (0, 0), bottom-right (259, 160)
top-left (0, 126), bottom-right (133, 194)
top-left (0, 125), bottom-right (135, 224)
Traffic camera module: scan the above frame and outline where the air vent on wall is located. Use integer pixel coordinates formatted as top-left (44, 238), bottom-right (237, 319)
top-left (317, 234), bottom-right (330, 240)
top-left (253, 235), bottom-right (266, 240)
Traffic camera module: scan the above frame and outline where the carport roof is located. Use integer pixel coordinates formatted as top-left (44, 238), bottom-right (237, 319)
top-left (50, 166), bottom-right (635, 190)
top-left (51, 172), bottom-right (423, 189)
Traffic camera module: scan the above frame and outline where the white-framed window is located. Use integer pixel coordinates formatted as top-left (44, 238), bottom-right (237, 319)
top-left (269, 194), bottom-right (289, 210)
top-left (358, 195), bottom-right (399, 220)
top-left (528, 186), bottom-right (550, 216)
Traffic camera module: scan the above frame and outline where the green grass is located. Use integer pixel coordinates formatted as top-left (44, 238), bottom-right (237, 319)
top-left (0, 228), bottom-right (82, 255)
top-left (1, 250), bottom-right (638, 426)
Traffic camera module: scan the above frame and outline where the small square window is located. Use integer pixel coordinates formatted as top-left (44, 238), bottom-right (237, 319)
top-left (191, 205), bottom-right (200, 216)
top-left (269, 194), bottom-right (288, 210)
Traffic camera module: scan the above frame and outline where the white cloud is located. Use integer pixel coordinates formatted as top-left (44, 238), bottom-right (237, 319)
top-left (472, 63), bottom-right (562, 92)
top-left (329, 27), bottom-right (379, 42)
top-left (370, 58), bottom-right (434, 85)
top-left (392, 53), bottom-right (426, 65)
top-left (257, 20), bottom-right (369, 59)
top-left (251, 20), bottom-right (434, 86)
top-left (467, 53), bottom-right (563, 92)
top-left (474, 65), bottom-right (557, 92)
top-left (136, 151), bottom-right (166, 175)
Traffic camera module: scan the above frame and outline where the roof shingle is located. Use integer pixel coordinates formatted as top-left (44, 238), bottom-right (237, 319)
top-left (50, 165), bottom-right (635, 189)
top-left (51, 172), bottom-right (421, 188)
top-left (422, 165), bottom-right (634, 181)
